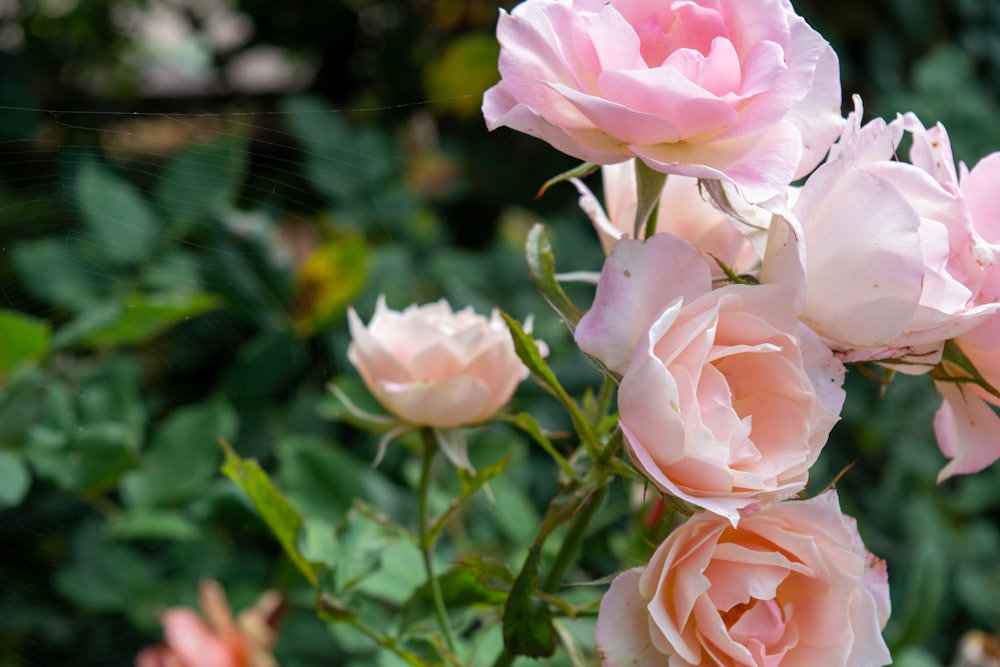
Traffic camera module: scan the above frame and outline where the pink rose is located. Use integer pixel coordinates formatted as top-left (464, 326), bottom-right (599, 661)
top-left (595, 491), bottom-right (892, 667)
top-left (934, 337), bottom-right (1000, 480)
top-left (135, 580), bottom-right (282, 667)
top-left (572, 161), bottom-right (762, 276)
top-left (347, 295), bottom-right (526, 429)
top-left (906, 126), bottom-right (1000, 479)
top-left (760, 100), bottom-right (1000, 361)
top-left (575, 237), bottom-right (843, 521)
top-left (482, 0), bottom-right (843, 203)
top-left (575, 234), bottom-right (714, 376)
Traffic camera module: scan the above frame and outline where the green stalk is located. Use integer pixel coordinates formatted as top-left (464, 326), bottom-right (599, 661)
top-left (418, 428), bottom-right (457, 654)
top-left (541, 482), bottom-right (610, 594)
top-left (633, 160), bottom-right (667, 240)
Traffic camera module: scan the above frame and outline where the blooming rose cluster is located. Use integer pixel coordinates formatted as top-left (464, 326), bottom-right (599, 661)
top-left (481, 0), bottom-right (1000, 664)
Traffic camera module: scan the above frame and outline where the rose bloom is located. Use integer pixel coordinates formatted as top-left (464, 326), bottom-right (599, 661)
top-left (575, 236), bottom-right (844, 522)
top-left (760, 99), bottom-right (1000, 363)
top-left (483, 0), bottom-right (843, 203)
top-left (595, 491), bottom-right (892, 667)
top-left (347, 295), bottom-right (526, 429)
top-left (902, 120), bottom-right (1000, 479)
top-left (136, 580), bottom-right (283, 667)
top-left (572, 160), bottom-right (763, 277)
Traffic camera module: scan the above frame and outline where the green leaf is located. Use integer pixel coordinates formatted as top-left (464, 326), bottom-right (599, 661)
top-left (219, 438), bottom-right (320, 586)
top-left (0, 366), bottom-right (47, 443)
top-left (28, 423), bottom-right (139, 493)
top-left (224, 331), bottom-right (309, 402)
top-left (75, 158), bottom-right (160, 265)
top-left (156, 137), bottom-right (248, 234)
top-left (0, 310), bottom-right (49, 374)
top-left (275, 434), bottom-right (404, 524)
top-left (400, 568), bottom-right (505, 631)
top-left (504, 413), bottom-right (574, 480)
top-left (453, 556), bottom-right (516, 592)
top-left (106, 509), bottom-right (201, 541)
top-left (501, 311), bottom-right (600, 457)
top-left (55, 521), bottom-right (161, 613)
top-left (524, 224), bottom-right (584, 333)
top-left (76, 291), bottom-right (221, 347)
top-left (11, 237), bottom-right (103, 312)
top-left (502, 547), bottom-right (557, 658)
top-left (430, 456), bottom-right (511, 545)
top-left (120, 400), bottom-right (237, 508)
top-left (0, 450), bottom-right (30, 508)
top-left (354, 538), bottom-right (425, 605)
top-left (282, 96), bottom-right (394, 202)
top-left (330, 504), bottom-right (410, 594)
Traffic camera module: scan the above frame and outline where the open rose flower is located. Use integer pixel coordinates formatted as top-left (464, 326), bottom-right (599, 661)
top-left (483, 0), bottom-right (843, 203)
top-left (575, 237), bottom-right (844, 522)
top-left (572, 160), bottom-right (763, 276)
top-left (760, 100), bottom-right (1000, 363)
top-left (136, 580), bottom-right (283, 667)
top-left (595, 490), bottom-right (892, 667)
top-left (904, 122), bottom-right (1000, 479)
top-left (347, 295), bottom-right (527, 429)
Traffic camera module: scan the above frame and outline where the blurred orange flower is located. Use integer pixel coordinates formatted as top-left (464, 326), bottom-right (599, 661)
top-left (135, 580), bottom-right (283, 667)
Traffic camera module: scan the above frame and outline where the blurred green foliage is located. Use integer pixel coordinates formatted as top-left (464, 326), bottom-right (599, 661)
top-left (0, 1), bottom-right (998, 666)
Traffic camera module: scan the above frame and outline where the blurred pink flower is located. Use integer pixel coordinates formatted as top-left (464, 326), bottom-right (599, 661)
top-left (595, 491), bottom-right (891, 667)
top-left (483, 0), bottom-right (843, 203)
top-left (135, 580), bottom-right (283, 667)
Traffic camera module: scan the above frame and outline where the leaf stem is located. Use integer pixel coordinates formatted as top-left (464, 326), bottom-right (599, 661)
top-left (418, 428), bottom-right (457, 654)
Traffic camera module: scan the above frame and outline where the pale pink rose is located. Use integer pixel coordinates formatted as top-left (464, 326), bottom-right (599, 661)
top-left (347, 295), bottom-right (526, 429)
top-left (482, 0), bottom-right (843, 203)
top-left (571, 161), bottom-right (762, 276)
top-left (614, 282), bottom-right (845, 522)
top-left (135, 580), bottom-right (282, 667)
top-left (760, 99), bottom-right (1000, 362)
top-left (909, 130), bottom-right (1000, 479)
top-left (574, 234), bottom-right (714, 376)
top-left (934, 343), bottom-right (1000, 480)
top-left (595, 490), bottom-right (892, 667)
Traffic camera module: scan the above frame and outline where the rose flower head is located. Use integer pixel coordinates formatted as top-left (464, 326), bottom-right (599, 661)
top-left (483, 0), bottom-right (844, 203)
top-left (596, 491), bottom-right (892, 667)
top-left (136, 579), bottom-right (283, 667)
top-left (575, 236), bottom-right (845, 523)
top-left (347, 295), bottom-right (528, 430)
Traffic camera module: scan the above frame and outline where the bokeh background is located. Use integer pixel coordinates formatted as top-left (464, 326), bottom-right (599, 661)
top-left (1, 1), bottom-right (999, 665)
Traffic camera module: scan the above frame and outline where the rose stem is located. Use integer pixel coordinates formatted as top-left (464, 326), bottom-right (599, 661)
top-left (418, 428), bottom-right (458, 655)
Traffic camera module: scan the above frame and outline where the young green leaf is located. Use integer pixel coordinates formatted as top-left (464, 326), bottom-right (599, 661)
top-left (524, 224), bottom-right (584, 333)
top-left (219, 438), bottom-right (320, 586)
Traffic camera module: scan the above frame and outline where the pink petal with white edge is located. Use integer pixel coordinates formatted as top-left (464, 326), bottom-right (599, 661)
top-left (575, 234), bottom-right (712, 374)
top-left (595, 568), bottom-right (662, 667)
top-left (934, 382), bottom-right (1000, 480)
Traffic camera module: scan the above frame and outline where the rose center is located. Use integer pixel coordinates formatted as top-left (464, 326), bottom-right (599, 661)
top-left (618, 0), bottom-right (729, 66)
